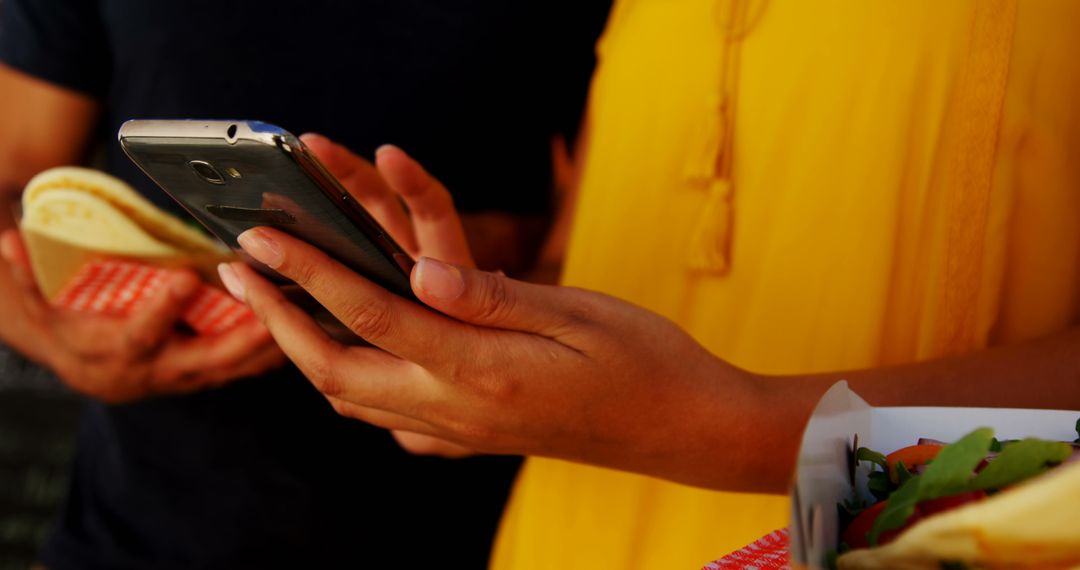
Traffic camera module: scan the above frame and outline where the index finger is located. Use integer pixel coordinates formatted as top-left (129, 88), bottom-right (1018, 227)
top-left (300, 133), bottom-right (419, 255)
top-left (233, 227), bottom-right (472, 368)
top-left (374, 145), bottom-right (474, 267)
top-left (226, 261), bottom-right (440, 414)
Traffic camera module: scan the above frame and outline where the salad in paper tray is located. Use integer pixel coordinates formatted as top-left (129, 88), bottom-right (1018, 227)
top-left (789, 382), bottom-right (1080, 570)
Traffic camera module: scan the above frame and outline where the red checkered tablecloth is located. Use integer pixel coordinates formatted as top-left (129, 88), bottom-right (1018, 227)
top-left (703, 528), bottom-right (790, 570)
top-left (53, 260), bottom-right (253, 335)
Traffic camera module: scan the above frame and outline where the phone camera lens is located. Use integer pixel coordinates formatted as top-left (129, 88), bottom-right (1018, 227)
top-left (189, 160), bottom-right (226, 185)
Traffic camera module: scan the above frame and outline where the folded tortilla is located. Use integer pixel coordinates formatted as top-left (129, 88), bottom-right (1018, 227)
top-left (20, 167), bottom-right (230, 298)
top-left (838, 460), bottom-right (1080, 570)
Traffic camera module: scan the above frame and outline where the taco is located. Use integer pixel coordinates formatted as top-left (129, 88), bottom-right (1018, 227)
top-left (19, 166), bottom-right (229, 297)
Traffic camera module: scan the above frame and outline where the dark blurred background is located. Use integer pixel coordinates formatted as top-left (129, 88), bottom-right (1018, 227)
top-left (0, 4), bottom-right (81, 566)
top-left (0, 348), bottom-right (80, 570)
top-left (0, 3), bottom-right (84, 563)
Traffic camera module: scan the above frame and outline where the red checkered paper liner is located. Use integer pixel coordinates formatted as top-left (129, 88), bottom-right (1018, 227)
top-left (53, 260), bottom-right (254, 335)
top-left (703, 528), bottom-right (790, 570)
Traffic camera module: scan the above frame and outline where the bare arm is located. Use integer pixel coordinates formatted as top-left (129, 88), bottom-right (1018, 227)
top-left (0, 64), bottom-right (99, 227)
top-left (0, 63), bottom-right (98, 362)
top-left (223, 137), bottom-right (1080, 494)
top-left (746, 326), bottom-right (1080, 493)
top-left (816, 327), bottom-right (1080, 409)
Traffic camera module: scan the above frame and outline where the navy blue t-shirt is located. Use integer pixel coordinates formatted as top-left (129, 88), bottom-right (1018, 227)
top-left (0, 1), bottom-right (609, 568)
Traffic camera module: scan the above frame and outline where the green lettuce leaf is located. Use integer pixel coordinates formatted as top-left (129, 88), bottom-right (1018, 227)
top-left (966, 438), bottom-right (1072, 491)
top-left (866, 470), bottom-right (891, 502)
top-left (868, 428), bottom-right (993, 544)
top-left (867, 473), bottom-right (921, 545)
top-left (895, 461), bottom-right (915, 486)
top-left (917, 428), bottom-right (995, 498)
top-left (856, 447), bottom-right (887, 470)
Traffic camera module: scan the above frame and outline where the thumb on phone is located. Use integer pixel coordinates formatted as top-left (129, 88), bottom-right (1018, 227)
top-left (411, 257), bottom-right (594, 339)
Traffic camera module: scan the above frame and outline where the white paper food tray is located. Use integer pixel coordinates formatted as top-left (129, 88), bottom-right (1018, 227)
top-left (788, 381), bottom-right (1079, 568)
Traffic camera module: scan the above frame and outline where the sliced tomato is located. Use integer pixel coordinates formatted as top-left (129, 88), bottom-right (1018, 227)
top-left (885, 444), bottom-right (943, 483)
top-left (841, 501), bottom-right (886, 549)
top-left (916, 490), bottom-right (987, 517)
top-left (841, 501), bottom-right (921, 549)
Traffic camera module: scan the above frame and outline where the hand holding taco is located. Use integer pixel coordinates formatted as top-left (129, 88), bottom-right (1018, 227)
top-left (0, 167), bottom-right (283, 402)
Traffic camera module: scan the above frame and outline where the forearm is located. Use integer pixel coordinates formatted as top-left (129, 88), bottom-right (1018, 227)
top-left (0, 63), bottom-right (99, 230)
top-left (638, 360), bottom-right (800, 494)
top-left (683, 327), bottom-right (1080, 494)
top-left (801, 326), bottom-right (1080, 410)
top-left (0, 66), bottom-right (100, 364)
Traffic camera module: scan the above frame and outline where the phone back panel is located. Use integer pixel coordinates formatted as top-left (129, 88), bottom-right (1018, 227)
top-left (119, 120), bottom-right (415, 299)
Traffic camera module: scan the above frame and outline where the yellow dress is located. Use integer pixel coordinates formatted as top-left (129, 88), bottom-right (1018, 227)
top-left (492, 0), bottom-right (1080, 568)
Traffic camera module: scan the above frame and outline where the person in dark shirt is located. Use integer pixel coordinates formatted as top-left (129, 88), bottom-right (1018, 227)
top-left (0, 1), bottom-right (610, 567)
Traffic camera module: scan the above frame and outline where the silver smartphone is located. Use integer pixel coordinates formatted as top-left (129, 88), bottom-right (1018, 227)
top-left (118, 120), bottom-right (415, 302)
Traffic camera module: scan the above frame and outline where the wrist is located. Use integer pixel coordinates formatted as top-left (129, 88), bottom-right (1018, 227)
top-left (628, 354), bottom-right (775, 491)
top-left (667, 360), bottom-right (819, 494)
top-left (746, 373), bottom-right (835, 492)
top-left (709, 363), bottom-right (796, 492)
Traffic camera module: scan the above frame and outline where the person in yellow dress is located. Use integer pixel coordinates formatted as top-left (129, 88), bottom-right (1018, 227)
top-left (160, 0), bottom-right (1080, 567)
top-left (491, 1), bottom-right (1080, 567)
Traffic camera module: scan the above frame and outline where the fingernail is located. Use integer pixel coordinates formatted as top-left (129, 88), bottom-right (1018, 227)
top-left (300, 132), bottom-right (326, 145)
top-left (375, 144), bottom-right (400, 157)
top-left (217, 263), bottom-right (245, 301)
top-left (415, 257), bottom-right (464, 301)
top-left (238, 229), bottom-right (284, 268)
